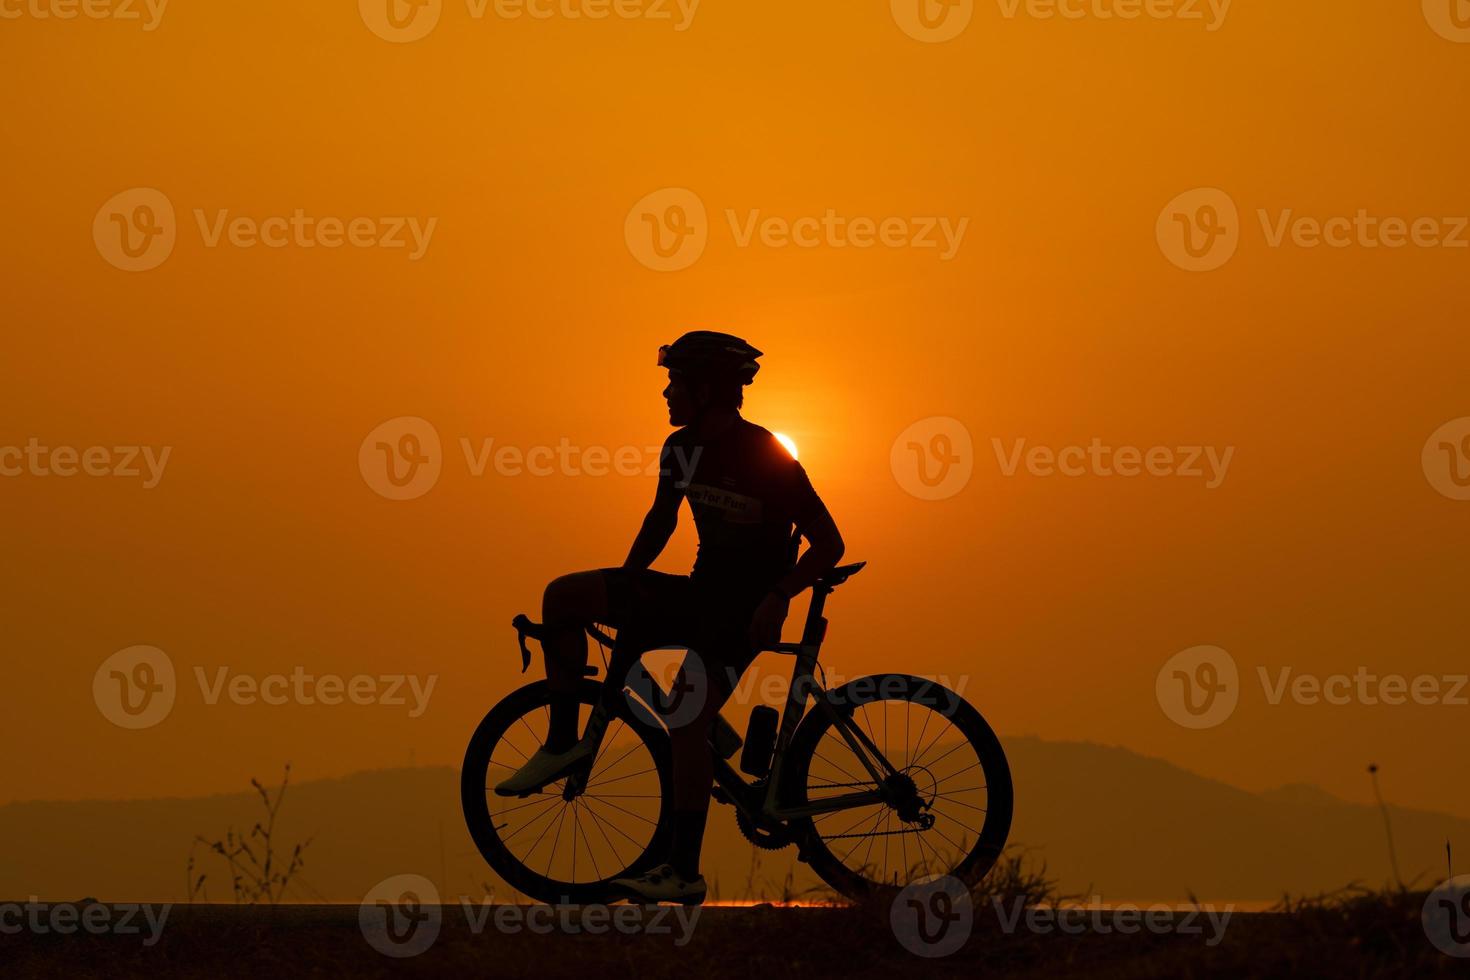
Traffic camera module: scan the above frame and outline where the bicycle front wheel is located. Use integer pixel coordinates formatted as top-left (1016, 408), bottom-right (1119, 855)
top-left (779, 673), bottom-right (1013, 904)
top-left (461, 679), bottom-right (674, 904)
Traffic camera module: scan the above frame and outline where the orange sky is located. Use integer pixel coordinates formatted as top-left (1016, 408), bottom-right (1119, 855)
top-left (3, 0), bottom-right (1468, 829)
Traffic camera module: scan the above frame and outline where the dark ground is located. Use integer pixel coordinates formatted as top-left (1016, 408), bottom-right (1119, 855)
top-left (0, 891), bottom-right (1458, 980)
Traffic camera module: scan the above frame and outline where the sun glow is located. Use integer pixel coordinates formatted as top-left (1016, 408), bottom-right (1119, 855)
top-left (773, 432), bottom-right (799, 460)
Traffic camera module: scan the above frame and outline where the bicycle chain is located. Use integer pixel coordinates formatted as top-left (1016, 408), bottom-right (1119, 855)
top-left (823, 826), bottom-right (930, 840)
top-left (807, 780), bottom-right (936, 839)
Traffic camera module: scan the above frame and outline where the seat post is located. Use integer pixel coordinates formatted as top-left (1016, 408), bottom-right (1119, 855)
top-left (800, 585), bottom-right (831, 647)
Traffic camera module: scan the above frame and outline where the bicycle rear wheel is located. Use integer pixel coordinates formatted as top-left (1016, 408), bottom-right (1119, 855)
top-left (461, 679), bottom-right (674, 904)
top-left (779, 673), bottom-right (1012, 904)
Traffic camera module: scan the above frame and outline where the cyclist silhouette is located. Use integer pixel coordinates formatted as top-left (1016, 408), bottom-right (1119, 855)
top-left (495, 331), bottom-right (846, 903)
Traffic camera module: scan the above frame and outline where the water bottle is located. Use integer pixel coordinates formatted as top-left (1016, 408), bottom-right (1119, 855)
top-left (740, 706), bottom-right (780, 778)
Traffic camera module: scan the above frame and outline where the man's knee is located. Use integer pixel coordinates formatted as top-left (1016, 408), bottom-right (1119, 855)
top-left (543, 571), bottom-right (603, 624)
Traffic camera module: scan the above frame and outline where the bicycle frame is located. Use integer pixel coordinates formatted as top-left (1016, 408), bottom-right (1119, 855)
top-left (571, 571), bottom-right (904, 828)
top-left (727, 580), bottom-right (901, 823)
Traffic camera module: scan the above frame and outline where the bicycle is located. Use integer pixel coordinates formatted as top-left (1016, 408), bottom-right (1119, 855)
top-left (460, 561), bottom-right (1013, 905)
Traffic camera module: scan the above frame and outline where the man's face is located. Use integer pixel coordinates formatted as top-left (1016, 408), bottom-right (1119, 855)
top-left (663, 370), bottom-right (697, 426)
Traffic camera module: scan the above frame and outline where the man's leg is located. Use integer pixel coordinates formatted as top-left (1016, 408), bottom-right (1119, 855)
top-left (666, 653), bottom-right (746, 882)
top-left (540, 571), bottom-right (608, 752)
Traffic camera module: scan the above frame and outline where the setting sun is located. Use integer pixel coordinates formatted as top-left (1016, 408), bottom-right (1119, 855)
top-left (772, 432), bottom-right (799, 460)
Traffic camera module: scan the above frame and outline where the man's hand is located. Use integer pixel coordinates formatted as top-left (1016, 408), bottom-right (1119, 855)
top-left (748, 591), bottom-right (790, 650)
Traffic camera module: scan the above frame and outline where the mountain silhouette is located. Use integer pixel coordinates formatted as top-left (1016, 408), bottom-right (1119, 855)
top-left (2, 737), bottom-right (1458, 904)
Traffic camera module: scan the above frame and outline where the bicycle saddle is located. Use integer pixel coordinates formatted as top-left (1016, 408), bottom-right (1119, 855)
top-left (818, 561), bottom-right (866, 589)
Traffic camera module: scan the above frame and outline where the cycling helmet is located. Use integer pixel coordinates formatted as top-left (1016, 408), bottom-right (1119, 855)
top-left (656, 331), bottom-right (763, 384)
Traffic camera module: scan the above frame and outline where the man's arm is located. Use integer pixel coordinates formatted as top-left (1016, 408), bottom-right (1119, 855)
top-left (773, 502), bottom-right (844, 600)
top-left (749, 500), bottom-right (844, 648)
top-left (623, 478), bottom-right (682, 570)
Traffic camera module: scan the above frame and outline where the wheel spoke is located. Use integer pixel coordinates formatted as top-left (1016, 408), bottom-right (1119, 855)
top-left (583, 794), bottom-right (658, 828)
top-left (581, 797), bottom-right (629, 873)
top-left (491, 792), bottom-right (563, 818)
top-left (590, 736), bottom-right (644, 782)
top-left (927, 803), bottom-right (983, 839)
top-left (811, 746), bottom-right (866, 787)
top-left (820, 801), bottom-right (885, 843)
top-left (516, 799), bottom-right (566, 856)
top-left (498, 795), bottom-right (563, 843)
top-left (542, 804), bottom-right (570, 878)
top-left (587, 767), bottom-right (657, 790)
top-left (580, 795), bottom-right (657, 851)
top-left (844, 808), bottom-right (889, 867)
top-left (573, 800), bottom-right (602, 882)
